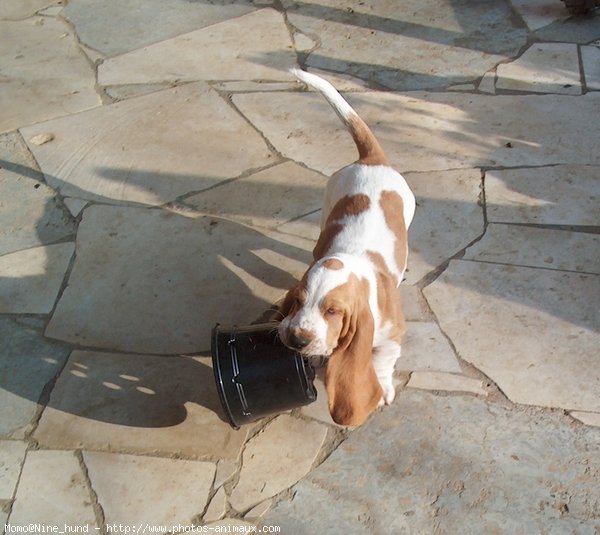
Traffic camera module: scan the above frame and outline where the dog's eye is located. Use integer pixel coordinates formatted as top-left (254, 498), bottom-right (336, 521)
top-left (325, 307), bottom-right (340, 316)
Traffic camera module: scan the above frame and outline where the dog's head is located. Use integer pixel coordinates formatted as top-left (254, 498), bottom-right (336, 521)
top-left (278, 256), bottom-right (382, 426)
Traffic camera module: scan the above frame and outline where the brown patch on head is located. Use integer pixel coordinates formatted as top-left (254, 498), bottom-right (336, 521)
top-left (313, 194), bottom-right (371, 261)
top-left (348, 114), bottom-right (389, 166)
top-left (322, 258), bottom-right (344, 270)
top-left (366, 251), bottom-right (406, 344)
top-left (323, 275), bottom-right (382, 426)
top-left (379, 190), bottom-right (408, 273)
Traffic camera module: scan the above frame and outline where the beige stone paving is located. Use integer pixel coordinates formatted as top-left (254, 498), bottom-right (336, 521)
top-left (9, 450), bottom-right (96, 527)
top-left (496, 43), bottom-right (581, 94)
top-left (233, 91), bottom-right (600, 175)
top-left (1, 0), bottom-right (599, 531)
top-left (0, 243), bottom-right (74, 313)
top-left (83, 452), bottom-right (215, 527)
top-left (20, 82), bottom-right (273, 206)
top-left (229, 415), bottom-right (327, 512)
top-left (0, 17), bottom-right (100, 133)
top-left (35, 352), bottom-right (247, 460)
top-left (98, 9), bottom-right (297, 86)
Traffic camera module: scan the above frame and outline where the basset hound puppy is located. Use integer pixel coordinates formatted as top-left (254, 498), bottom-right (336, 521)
top-left (278, 69), bottom-right (416, 426)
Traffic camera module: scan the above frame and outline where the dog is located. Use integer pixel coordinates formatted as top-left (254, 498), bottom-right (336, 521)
top-left (277, 69), bottom-right (416, 426)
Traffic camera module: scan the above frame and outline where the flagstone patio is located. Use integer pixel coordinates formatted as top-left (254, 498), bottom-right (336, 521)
top-left (0, 0), bottom-right (598, 533)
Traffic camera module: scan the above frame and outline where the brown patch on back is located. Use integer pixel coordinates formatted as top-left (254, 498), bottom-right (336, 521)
top-left (348, 115), bottom-right (389, 166)
top-left (323, 258), bottom-right (344, 270)
top-left (379, 190), bottom-right (408, 274)
top-left (313, 194), bottom-right (371, 260)
top-left (366, 251), bottom-right (406, 343)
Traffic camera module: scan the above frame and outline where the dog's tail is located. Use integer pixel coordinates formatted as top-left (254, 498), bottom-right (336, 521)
top-left (291, 68), bottom-right (389, 166)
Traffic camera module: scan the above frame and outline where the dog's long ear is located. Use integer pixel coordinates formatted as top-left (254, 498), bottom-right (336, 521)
top-left (325, 278), bottom-right (382, 426)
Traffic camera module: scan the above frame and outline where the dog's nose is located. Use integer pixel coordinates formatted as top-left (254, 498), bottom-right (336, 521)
top-left (288, 332), bottom-right (311, 350)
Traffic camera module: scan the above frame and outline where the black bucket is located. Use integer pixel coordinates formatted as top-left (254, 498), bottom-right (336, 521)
top-left (211, 323), bottom-right (317, 429)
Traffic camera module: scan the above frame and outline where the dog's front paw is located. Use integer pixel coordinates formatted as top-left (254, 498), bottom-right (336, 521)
top-left (378, 381), bottom-right (396, 407)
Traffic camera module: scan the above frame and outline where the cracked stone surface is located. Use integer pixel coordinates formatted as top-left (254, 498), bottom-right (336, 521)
top-left (496, 43), bottom-right (581, 94)
top-left (582, 45), bottom-right (600, 90)
top-left (0, 17), bottom-right (100, 133)
top-left (230, 415), bottom-right (327, 512)
top-left (404, 168), bottom-right (484, 284)
top-left (399, 321), bottom-right (462, 374)
top-left (0, 242), bottom-right (74, 313)
top-left (186, 161), bottom-right (327, 229)
top-left (0, 318), bottom-right (70, 438)
top-left (464, 224), bottom-right (600, 274)
top-left (84, 451), bottom-right (215, 527)
top-left (21, 82), bottom-right (273, 206)
top-left (264, 390), bottom-right (600, 533)
top-left (0, 440), bottom-right (27, 499)
top-left (406, 371), bottom-right (487, 396)
top-left (64, 0), bottom-right (255, 56)
top-left (34, 351), bottom-right (248, 459)
top-left (99, 9), bottom-right (297, 86)
top-left (0, 0), bottom-right (58, 20)
top-left (424, 260), bottom-right (600, 412)
top-left (9, 450), bottom-right (96, 527)
top-left (45, 205), bottom-right (312, 353)
top-left (282, 0), bottom-right (528, 90)
top-left (485, 165), bottom-right (599, 226)
top-left (2, 1), bottom-right (599, 531)
top-left (233, 91), bottom-right (600, 176)
top-left (0, 132), bottom-right (74, 256)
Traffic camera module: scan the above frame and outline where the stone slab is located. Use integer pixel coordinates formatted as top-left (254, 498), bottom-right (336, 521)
top-left (84, 451), bottom-right (215, 527)
top-left (582, 45), bottom-right (600, 91)
top-left (478, 70), bottom-right (496, 94)
top-left (233, 91), bottom-right (600, 176)
top-left (0, 242), bottom-right (74, 313)
top-left (423, 260), bottom-right (600, 412)
top-left (0, 132), bottom-right (74, 256)
top-left (99, 9), bottom-right (297, 86)
top-left (264, 390), bottom-right (600, 533)
top-left (570, 411), bottom-right (600, 428)
top-left (299, 369), bottom-right (339, 427)
top-left (230, 415), bottom-right (327, 512)
top-left (213, 460), bottom-right (237, 490)
top-left (282, 0), bottom-right (527, 90)
top-left (64, 0), bottom-right (255, 56)
top-left (186, 161), bottom-right (327, 229)
top-left (244, 500), bottom-right (272, 523)
top-left (45, 205), bottom-right (312, 354)
top-left (407, 371), bottom-right (487, 396)
top-left (509, 0), bottom-right (568, 31)
top-left (34, 351), bottom-right (248, 460)
top-left (0, 441), bottom-right (27, 500)
top-left (404, 169), bottom-right (484, 284)
top-left (203, 487), bottom-right (227, 523)
top-left (465, 225), bottom-right (600, 274)
top-left (0, 0), bottom-right (57, 20)
top-left (104, 83), bottom-right (171, 101)
top-left (0, 318), bottom-right (70, 438)
top-left (276, 210), bottom-right (321, 243)
top-left (535, 11), bottom-right (600, 44)
top-left (21, 82), bottom-right (273, 206)
top-left (399, 322), bottom-right (462, 373)
top-left (0, 17), bottom-right (100, 133)
top-left (9, 450), bottom-right (96, 527)
top-left (399, 285), bottom-right (432, 321)
top-left (485, 165), bottom-right (599, 226)
top-left (496, 43), bottom-right (581, 95)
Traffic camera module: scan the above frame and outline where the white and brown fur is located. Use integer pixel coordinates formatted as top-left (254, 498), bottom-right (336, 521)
top-left (278, 69), bottom-right (416, 426)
